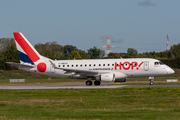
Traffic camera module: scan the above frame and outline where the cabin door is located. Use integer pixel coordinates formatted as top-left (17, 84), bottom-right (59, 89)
top-left (144, 61), bottom-right (149, 71)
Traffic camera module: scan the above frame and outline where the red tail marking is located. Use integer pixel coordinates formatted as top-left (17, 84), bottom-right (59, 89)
top-left (13, 32), bottom-right (40, 62)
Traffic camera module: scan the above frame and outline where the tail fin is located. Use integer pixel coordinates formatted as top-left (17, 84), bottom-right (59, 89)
top-left (13, 32), bottom-right (42, 65)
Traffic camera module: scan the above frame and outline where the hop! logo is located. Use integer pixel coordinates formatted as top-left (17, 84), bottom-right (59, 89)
top-left (111, 61), bottom-right (144, 70)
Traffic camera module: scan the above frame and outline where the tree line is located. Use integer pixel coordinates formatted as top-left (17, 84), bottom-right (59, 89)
top-left (0, 37), bottom-right (180, 70)
top-left (108, 45), bottom-right (180, 59)
top-left (34, 42), bottom-right (105, 60)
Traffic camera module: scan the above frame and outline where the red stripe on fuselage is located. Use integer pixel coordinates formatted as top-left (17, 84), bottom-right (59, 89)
top-left (13, 32), bottom-right (40, 62)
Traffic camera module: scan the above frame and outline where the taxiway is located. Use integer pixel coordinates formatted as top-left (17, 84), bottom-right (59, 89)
top-left (0, 85), bottom-right (180, 90)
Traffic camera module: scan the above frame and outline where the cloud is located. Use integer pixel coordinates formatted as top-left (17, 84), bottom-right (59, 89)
top-left (138, 0), bottom-right (157, 7)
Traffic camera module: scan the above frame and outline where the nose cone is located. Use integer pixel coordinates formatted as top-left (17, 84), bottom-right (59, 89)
top-left (167, 67), bottom-right (175, 74)
top-left (169, 68), bottom-right (175, 74)
top-left (165, 67), bottom-right (175, 75)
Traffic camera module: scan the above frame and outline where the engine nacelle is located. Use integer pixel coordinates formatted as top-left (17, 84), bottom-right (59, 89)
top-left (100, 74), bottom-right (115, 82)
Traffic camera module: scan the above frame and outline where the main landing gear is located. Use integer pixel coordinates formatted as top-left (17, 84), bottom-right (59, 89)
top-left (86, 80), bottom-right (101, 86)
top-left (86, 80), bottom-right (92, 86)
top-left (94, 81), bottom-right (101, 86)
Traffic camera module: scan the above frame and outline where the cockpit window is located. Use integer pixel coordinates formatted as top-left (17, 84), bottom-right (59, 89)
top-left (154, 62), bottom-right (164, 65)
top-left (154, 62), bottom-right (159, 65)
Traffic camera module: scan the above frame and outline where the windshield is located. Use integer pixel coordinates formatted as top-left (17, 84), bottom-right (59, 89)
top-left (159, 62), bottom-right (164, 65)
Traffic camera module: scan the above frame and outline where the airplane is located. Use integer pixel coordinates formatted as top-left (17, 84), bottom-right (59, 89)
top-left (7, 32), bottom-right (175, 86)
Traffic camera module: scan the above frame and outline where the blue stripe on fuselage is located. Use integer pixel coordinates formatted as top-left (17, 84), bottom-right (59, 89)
top-left (17, 51), bottom-right (35, 65)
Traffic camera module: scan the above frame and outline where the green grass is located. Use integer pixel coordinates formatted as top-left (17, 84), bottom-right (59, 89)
top-left (0, 87), bottom-right (180, 119)
top-left (0, 70), bottom-right (85, 84)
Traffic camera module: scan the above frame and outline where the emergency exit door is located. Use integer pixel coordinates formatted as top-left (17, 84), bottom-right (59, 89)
top-left (144, 61), bottom-right (149, 71)
top-left (50, 65), bottom-right (55, 73)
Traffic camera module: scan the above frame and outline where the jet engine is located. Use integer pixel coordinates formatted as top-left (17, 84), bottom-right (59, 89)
top-left (95, 73), bottom-right (127, 82)
top-left (100, 74), bottom-right (115, 82)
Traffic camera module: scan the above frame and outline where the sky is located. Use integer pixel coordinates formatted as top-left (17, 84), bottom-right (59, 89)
top-left (0, 0), bottom-right (180, 54)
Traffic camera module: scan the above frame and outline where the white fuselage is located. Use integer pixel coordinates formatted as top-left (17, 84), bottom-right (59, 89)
top-left (11, 32), bottom-right (175, 85)
top-left (19, 58), bottom-right (174, 80)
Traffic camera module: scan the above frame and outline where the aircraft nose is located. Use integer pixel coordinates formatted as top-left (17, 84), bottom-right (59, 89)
top-left (165, 67), bottom-right (175, 75)
top-left (167, 68), bottom-right (175, 74)
top-left (169, 68), bottom-right (175, 74)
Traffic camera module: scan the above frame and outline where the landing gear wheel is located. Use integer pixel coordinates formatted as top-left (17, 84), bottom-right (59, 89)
top-left (94, 81), bottom-right (101, 86)
top-left (86, 80), bottom-right (92, 86)
top-left (149, 80), bottom-right (154, 85)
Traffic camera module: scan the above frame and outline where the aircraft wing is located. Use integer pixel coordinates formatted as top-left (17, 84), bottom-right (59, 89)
top-left (49, 60), bottom-right (107, 74)
top-left (61, 68), bottom-right (99, 74)
top-left (6, 62), bottom-right (35, 68)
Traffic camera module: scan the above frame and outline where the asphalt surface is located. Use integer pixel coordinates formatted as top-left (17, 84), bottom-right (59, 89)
top-left (0, 85), bottom-right (180, 89)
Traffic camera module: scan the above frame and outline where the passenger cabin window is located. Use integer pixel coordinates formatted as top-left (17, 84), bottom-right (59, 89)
top-left (63, 65), bottom-right (65, 67)
top-left (76, 65), bottom-right (78, 67)
top-left (99, 64), bottom-right (101, 66)
top-left (89, 64), bottom-right (91, 66)
top-left (59, 65), bottom-right (61, 67)
top-left (112, 64), bottom-right (114, 66)
top-left (85, 64), bottom-right (87, 67)
top-left (72, 65), bottom-right (74, 67)
top-left (108, 64), bottom-right (110, 66)
top-left (94, 64), bottom-right (96, 66)
top-left (80, 65), bottom-right (82, 67)
top-left (103, 64), bottom-right (105, 66)
top-left (67, 65), bottom-right (69, 67)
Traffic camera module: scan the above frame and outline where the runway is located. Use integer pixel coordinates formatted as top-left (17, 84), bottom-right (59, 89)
top-left (0, 85), bottom-right (180, 89)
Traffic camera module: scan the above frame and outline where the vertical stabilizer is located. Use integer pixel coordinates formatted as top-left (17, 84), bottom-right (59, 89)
top-left (13, 32), bottom-right (43, 65)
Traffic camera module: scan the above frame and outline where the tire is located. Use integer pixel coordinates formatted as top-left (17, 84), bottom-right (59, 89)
top-left (94, 81), bottom-right (101, 86)
top-left (86, 80), bottom-right (92, 86)
top-left (149, 81), bottom-right (154, 85)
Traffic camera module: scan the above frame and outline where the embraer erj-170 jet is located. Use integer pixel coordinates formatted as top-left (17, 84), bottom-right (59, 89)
top-left (7, 32), bottom-right (175, 86)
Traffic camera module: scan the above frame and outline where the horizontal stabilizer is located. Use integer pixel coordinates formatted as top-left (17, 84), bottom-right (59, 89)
top-left (6, 62), bottom-right (35, 68)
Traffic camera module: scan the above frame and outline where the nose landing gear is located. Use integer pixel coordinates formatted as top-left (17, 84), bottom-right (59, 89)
top-left (149, 80), bottom-right (154, 85)
top-left (149, 77), bottom-right (154, 85)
